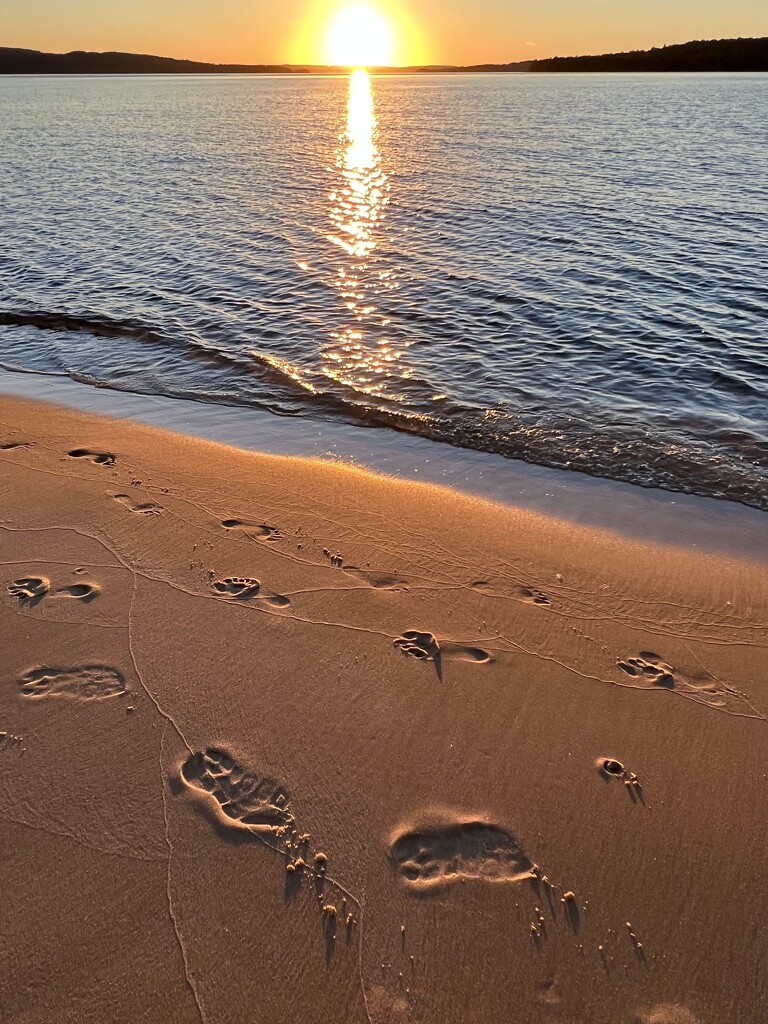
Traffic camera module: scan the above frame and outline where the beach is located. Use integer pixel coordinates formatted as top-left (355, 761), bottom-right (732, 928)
top-left (1, 393), bottom-right (766, 1024)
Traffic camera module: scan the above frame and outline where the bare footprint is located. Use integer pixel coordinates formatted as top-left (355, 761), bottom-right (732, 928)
top-left (55, 583), bottom-right (100, 603)
top-left (18, 665), bottom-right (127, 700)
top-left (8, 577), bottom-right (50, 603)
top-left (616, 652), bottom-right (758, 716)
top-left (618, 653), bottom-right (676, 687)
top-left (342, 566), bottom-right (411, 591)
top-left (8, 575), bottom-right (100, 607)
top-left (0, 441), bottom-right (32, 450)
top-left (394, 630), bottom-right (490, 664)
top-left (68, 448), bottom-right (115, 466)
top-left (210, 576), bottom-right (291, 607)
top-left (389, 814), bottom-right (534, 891)
top-left (221, 518), bottom-right (280, 542)
top-left (394, 630), bottom-right (440, 660)
top-left (114, 494), bottom-right (163, 515)
top-left (181, 748), bottom-right (293, 830)
top-left (634, 1005), bottom-right (700, 1024)
top-left (212, 577), bottom-right (261, 599)
top-left (516, 586), bottom-right (551, 607)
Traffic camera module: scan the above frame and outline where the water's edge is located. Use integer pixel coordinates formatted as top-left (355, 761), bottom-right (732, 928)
top-left (1, 368), bottom-right (765, 565)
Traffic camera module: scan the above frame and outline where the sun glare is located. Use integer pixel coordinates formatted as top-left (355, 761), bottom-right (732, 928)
top-left (325, 5), bottom-right (395, 67)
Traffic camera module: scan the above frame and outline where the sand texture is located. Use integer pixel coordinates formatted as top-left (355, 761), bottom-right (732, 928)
top-left (1, 395), bottom-right (766, 1024)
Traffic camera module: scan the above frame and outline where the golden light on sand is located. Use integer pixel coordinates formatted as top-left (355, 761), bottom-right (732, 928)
top-left (325, 5), bottom-right (395, 67)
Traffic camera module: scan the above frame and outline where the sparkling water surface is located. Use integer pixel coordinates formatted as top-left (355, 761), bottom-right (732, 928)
top-left (1, 72), bottom-right (766, 506)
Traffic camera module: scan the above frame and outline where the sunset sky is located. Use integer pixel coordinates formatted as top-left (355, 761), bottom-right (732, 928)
top-left (4, 0), bottom-right (767, 66)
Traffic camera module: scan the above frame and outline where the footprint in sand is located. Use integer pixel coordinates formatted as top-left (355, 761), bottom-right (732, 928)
top-left (180, 749), bottom-right (355, 946)
top-left (617, 651), bottom-right (757, 716)
top-left (8, 576), bottom-right (100, 606)
top-left (389, 814), bottom-right (534, 891)
top-left (211, 576), bottom-right (291, 607)
top-left (212, 577), bottom-right (261, 599)
top-left (181, 748), bottom-right (293, 830)
top-left (221, 518), bottom-right (280, 542)
top-left (634, 1006), bottom-right (700, 1024)
top-left (114, 494), bottom-right (163, 515)
top-left (56, 583), bottom-right (100, 602)
top-left (342, 566), bottom-right (411, 590)
top-left (18, 665), bottom-right (127, 700)
top-left (0, 441), bottom-right (33, 451)
top-left (68, 448), bottom-right (115, 466)
top-left (618, 654), bottom-right (675, 687)
top-left (471, 580), bottom-right (551, 606)
top-left (516, 586), bottom-right (551, 607)
top-left (0, 731), bottom-right (25, 754)
top-left (8, 577), bottom-right (50, 603)
top-left (394, 630), bottom-right (490, 664)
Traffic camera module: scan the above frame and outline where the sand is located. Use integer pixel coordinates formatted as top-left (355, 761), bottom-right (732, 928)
top-left (0, 394), bottom-right (766, 1024)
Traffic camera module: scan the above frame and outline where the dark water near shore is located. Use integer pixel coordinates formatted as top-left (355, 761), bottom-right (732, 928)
top-left (1, 72), bottom-right (766, 507)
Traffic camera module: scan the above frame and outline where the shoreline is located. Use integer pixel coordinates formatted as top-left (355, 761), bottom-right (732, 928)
top-left (1, 393), bottom-right (766, 1023)
top-left (2, 369), bottom-right (766, 565)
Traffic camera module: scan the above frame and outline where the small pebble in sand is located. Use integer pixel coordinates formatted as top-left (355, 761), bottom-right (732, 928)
top-left (561, 891), bottom-right (575, 903)
top-left (286, 863), bottom-right (296, 873)
top-left (314, 852), bottom-right (327, 865)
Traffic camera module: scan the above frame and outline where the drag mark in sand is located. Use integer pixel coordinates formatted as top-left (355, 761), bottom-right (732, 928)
top-left (161, 727), bottom-right (208, 1024)
top-left (18, 664), bottom-right (127, 700)
top-left (389, 815), bottom-right (535, 891)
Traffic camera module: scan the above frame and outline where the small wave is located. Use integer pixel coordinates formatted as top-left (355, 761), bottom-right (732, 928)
top-left (1, 308), bottom-right (767, 513)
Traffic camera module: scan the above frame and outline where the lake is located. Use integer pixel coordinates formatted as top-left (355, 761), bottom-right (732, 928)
top-left (1, 71), bottom-right (766, 506)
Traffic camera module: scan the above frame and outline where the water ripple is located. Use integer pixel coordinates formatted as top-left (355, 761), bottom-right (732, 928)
top-left (0, 72), bottom-right (766, 508)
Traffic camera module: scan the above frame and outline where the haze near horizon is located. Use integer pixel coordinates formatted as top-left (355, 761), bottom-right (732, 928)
top-left (4, 0), bottom-right (768, 66)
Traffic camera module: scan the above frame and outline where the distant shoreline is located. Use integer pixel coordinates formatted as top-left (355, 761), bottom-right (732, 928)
top-left (2, 36), bottom-right (767, 74)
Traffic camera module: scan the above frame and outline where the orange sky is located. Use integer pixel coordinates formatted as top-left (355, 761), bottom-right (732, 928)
top-left (4, 0), bottom-right (767, 66)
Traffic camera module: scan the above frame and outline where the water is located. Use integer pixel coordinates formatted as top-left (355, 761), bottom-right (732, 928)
top-left (1, 72), bottom-right (767, 508)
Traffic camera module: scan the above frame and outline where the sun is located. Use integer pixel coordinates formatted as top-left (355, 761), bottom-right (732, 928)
top-left (325, 5), bottom-right (395, 67)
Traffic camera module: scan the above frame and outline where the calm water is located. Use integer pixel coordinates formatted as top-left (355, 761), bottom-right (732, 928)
top-left (1, 73), bottom-right (767, 507)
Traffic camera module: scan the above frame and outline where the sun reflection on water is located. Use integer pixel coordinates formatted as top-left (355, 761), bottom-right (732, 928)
top-left (323, 70), bottom-right (410, 398)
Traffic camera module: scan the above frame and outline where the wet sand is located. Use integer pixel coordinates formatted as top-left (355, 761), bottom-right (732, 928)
top-left (1, 395), bottom-right (766, 1024)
